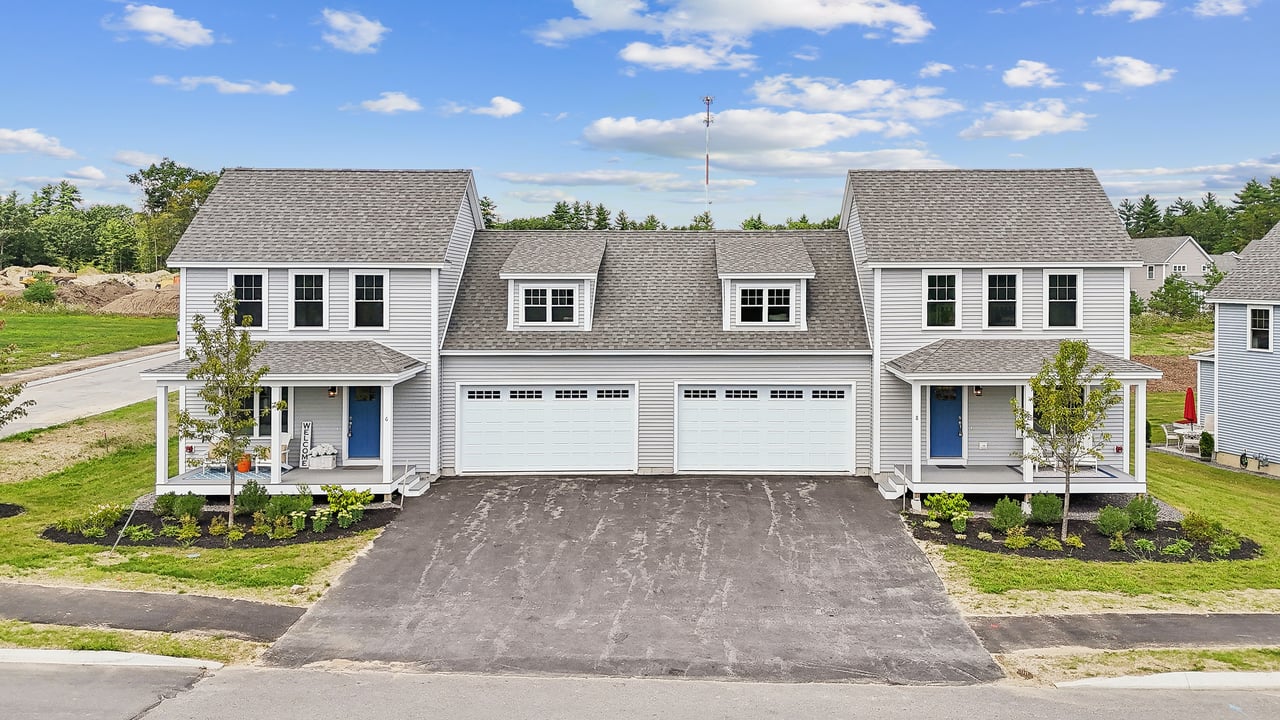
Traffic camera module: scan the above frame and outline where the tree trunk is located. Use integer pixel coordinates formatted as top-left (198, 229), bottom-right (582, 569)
top-left (228, 465), bottom-right (237, 527)
top-left (1060, 464), bottom-right (1072, 541)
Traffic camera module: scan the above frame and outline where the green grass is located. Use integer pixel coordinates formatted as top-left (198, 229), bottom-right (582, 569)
top-left (0, 619), bottom-right (263, 664)
top-left (947, 451), bottom-right (1280, 595)
top-left (1131, 313), bottom-right (1214, 356)
top-left (0, 395), bottom-right (156, 445)
top-left (0, 311), bottom-right (176, 371)
top-left (1142, 391), bottom-right (1190, 445)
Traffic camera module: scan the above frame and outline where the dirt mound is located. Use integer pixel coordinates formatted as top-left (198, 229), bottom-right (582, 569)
top-left (1135, 354), bottom-right (1196, 393)
top-left (55, 279), bottom-right (136, 309)
top-left (99, 287), bottom-right (180, 316)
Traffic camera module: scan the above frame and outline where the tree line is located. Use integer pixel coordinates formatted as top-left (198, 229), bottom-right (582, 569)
top-left (1118, 176), bottom-right (1280, 254)
top-left (480, 197), bottom-right (839, 232)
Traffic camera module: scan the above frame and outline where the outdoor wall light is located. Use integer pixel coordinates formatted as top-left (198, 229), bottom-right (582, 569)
top-left (327, 386), bottom-right (337, 398)
top-left (972, 386), bottom-right (983, 397)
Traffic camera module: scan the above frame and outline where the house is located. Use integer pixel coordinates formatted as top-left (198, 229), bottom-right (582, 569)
top-left (842, 169), bottom-right (1161, 498)
top-left (1210, 251), bottom-right (1241, 274)
top-left (142, 166), bottom-right (1160, 500)
top-left (1201, 223), bottom-right (1280, 476)
top-left (1129, 235), bottom-right (1216, 299)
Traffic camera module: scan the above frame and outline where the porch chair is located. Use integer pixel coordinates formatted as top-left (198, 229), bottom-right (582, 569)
top-left (1179, 428), bottom-right (1202, 456)
top-left (1161, 423), bottom-right (1180, 449)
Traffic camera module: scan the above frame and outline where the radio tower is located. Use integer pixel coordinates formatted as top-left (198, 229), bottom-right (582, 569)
top-left (702, 95), bottom-right (714, 217)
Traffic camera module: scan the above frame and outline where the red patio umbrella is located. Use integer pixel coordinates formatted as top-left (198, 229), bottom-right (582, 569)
top-left (1183, 387), bottom-right (1197, 424)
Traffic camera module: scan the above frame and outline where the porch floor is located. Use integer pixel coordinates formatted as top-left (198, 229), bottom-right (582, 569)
top-left (162, 464), bottom-right (417, 495)
top-left (889, 462), bottom-right (1144, 495)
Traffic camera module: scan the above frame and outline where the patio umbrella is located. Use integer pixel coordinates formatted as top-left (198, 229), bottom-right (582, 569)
top-left (1183, 387), bottom-right (1197, 424)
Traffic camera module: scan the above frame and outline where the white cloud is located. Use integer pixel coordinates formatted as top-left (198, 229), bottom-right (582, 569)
top-left (0, 128), bottom-right (76, 158)
top-left (444, 96), bottom-right (524, 118)
top-left (151, 75), bottom-right (294, 95)
top-left (793, 45), bottom-right (820, 62)
top-left (618, 41), bottom-right (756, 72)
top-left (507, 189), bottom-right (575, 204)
top-left (749, 74), bottom-right (963, 121)
top-left (498, 169), bottom-right (755, 192)
top-left (715, 148), bottom-right (950, 176)
top-left (112, 150), bottom-right (163, 168)
top-left (1095, 55), bottom-right (1176, 86)
top-left (959, 99), bottom-right (1091, 141)
top-left (1002, 60), bottom-right (1062, 88)
top-left (918, 61), bottom-right (954, 78)
top-left (1192, 0), bottom-right (1256, 17)
top-left (1082, 81), bottom-right (1104, 92)
top-left (66, 166), bottom-right (106, 181)
top-left (1097, 154), bottom-right (1280, 202)
top-left (349, 91), bottom-right (422, 114)
top-left (116, 4), bottom-right (214, 48)
top-left (1094, 0), bottom-right (1165, 21)
top-left (320, 9), bottom-right (388, 54)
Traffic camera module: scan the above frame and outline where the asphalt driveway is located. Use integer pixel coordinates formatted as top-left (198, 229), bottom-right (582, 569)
top-left (267, 476), bottom-right (1000, 684)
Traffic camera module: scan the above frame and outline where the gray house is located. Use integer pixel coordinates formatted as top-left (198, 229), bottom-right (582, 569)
top-left (1130, 235), bottom-right (1215, 299)
top-left (1202, 223), bottom-right (1280, 476)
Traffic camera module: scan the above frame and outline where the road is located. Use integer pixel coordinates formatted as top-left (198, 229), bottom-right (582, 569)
top-left (1, 349), bottom-right (177, 438)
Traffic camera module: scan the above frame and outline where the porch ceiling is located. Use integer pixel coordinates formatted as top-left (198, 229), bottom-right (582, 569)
top-left (142, 340), bottom-right (425, 385)
top-left (886, 339), bottom-right (1162, 383)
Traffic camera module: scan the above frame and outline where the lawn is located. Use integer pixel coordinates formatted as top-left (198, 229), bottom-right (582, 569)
top-left (1130, 313), bottom-right (1214, 356)
top-left (0, 620), bottom-right (264, 664)
top-left (0, 310), bottom-right (176, 372)
top-left (1142, 390), bottom-right (1189, 445)
top-left (998, 647), bottom-right (1280, 685)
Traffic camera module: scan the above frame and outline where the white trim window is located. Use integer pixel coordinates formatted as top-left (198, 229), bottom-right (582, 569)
top-left (1146, 266), bottom-right (1155, 280)
top-left (229, 270), bottom-right (267, 328)
top-left (984, 270), bottom-right (1020, 328)
top-left (239, 387), bottom-right (289, 438)
top-left (350, 271), bottom-right (388, 329)
top-left (522, 285), bottom-right (576, 324)
top-left (1173, 264), bottom-right (1187, 274)
top-left (1249, 306), bottom-right (1272, 351)
top-left (289, 270), bottom-right (327, 329)
top-left (738, 285), bottom-right (793, 324)
top-left (923, 271), bottom-right (960, 328)
top-left (1044, 270), bottom-right (1082, 329)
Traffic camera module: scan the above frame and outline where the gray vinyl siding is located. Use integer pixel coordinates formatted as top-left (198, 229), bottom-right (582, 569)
top-left (1215, 303), bottom-right (1280, 459)
top-left (439, 192), bottom-right (476, 330)
top-left (1131, 240), bottom-right (1214, 299)
top-left (288, 386), bottom-right (343, 465)
top-left (1130, 265), bottom-right (1166, 299)
top-left (441, 355), bottom-right (872, 474)
top-left (1196, 358), bottom-right (1215, 416)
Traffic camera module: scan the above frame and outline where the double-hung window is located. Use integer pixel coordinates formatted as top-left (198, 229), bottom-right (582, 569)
top-left (924, 272), bottom-right (959, 328)
top-left (1173, 264), bottom-right (1187, 274)
top-left (1249, 307), bottom-right (1272, 351)
top-left (290, 271), bottom-right (326, 329)
top-left (351, 271), bottom-right (387, 329)
top-left (230, 271), bottom-right (266, 328)
top-left (239, 387), bottom-right (289, 438)
top-left (1146, 266), bottom-right (1155, 280)
top-left (522, 286), bottom-right (576, 324)
top-left (1045, 271), bottom-right (1081, 329)
top-left (738, 286), bottom-right (792, 324)
top-left (984, 272), bottom-right (1019, 328)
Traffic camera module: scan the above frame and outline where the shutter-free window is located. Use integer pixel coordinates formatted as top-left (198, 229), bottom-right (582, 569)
top-left (926, 274), bottom-right (957, 327)
top-left (293, 274), bottom-right (324, 327)
top-left (232, 274), bottom-right (264, 327)
top-left (353, 274), bottom-right (385, 328)
top-left (1047, 273), bottom-right (1079, 327)
top-left (986, 274), bottom-right (1018, 327)
top-left (1250, 308), bottom-right (1271, 351)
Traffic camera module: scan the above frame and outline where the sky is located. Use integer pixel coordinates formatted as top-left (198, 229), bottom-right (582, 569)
top-left (1, 1), bottom-right (1278, 226)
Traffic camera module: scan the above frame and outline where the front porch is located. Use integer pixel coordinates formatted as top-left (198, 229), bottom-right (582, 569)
top-left (162, 463), bottom-right (419, 496)
top-left (884, 462), bottom-right (1145, 496)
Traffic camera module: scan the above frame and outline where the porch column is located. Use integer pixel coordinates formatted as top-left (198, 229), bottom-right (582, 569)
top-left (381, 383), bottom-right (395, 485)
top-left (1135, 381), bottom-right (1147, 485)
top-left (155, 385), bottom-right (169, 486)
top-left (910, 382), bottom-right (922, 486)
top-left (1122, 383), bottom-right (1132, 475)
top-left (1022, 384), bottom-right (1035, 482)
top-left (269, 384), bottom-right (282, 485)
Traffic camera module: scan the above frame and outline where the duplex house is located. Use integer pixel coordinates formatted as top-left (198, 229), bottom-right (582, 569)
top-left (143, 167), bottom-right (1159, 499)
top-left (1130, 235), bottom-right (1215, 299)
top-left (1200, 223), bottom-right (1280, 476)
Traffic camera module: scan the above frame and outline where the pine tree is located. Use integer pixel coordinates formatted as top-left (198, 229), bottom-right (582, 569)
top-left (1131, 195), bottom-right (1163, 237)
top-left (613, 210), bottom-right (633, 230)
top-left (479, 196), bottom-right (499, 227)
top-left (592, 203), bottom-right (611, 230)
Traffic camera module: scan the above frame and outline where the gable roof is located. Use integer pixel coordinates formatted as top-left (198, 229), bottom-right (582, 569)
top-left (443, 231), bottom-right (869, 352)
top-left (500, 234), bottom-right (606, 276)
top-left (1132, 235), bottom-right (1200, 264)
top-left (168, 168), bottom-right (475, 266)
top-left (1208, 223), bottom-right (1280, 302)
top-left (842, 168), bottom-right (1140, 266)
top-left (887, 339), bottom-right (1160, 379)
top-left (142, 340), bottom-right (423, 380)
top-left (1209, 252), bottom-right (1240, 273)
top-left (714, 234), bottom-right (815, 276)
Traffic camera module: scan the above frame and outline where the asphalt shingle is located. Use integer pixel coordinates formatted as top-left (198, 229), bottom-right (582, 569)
top-left (1208, 223), bottom-right (1280, 302)
top-left (714, 234), bottom-right (816, 275)
top-left (1132, 236), bottom-right (1192, 264)
top-left (500, 234), bottom-right (606, 276)
top-left (144, 340), bottom-right (423, 378)
top-left (887, 339), bottom-right (1160, 377)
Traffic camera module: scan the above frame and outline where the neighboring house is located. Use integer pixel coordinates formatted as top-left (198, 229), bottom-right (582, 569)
top-left (842, 169), bottom-right (1160, 499)
top-left (1130, 235), bottom-right (1215, 299)
top-left (1202, 223), bottom-right (1280, 476)
top-left (1210, 251), bottom-right (1241, 274)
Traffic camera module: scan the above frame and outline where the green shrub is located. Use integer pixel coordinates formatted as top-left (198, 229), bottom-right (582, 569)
top-left (1132, 538), bottom-right (1157, 553)
top-left (1003, 527), bottom-right (1034, 550)
top-left (1199, 432), bottom-right (1215, 459)
top-left (225, 526), bottom-right (245, 548)
top-left (1095, 505), bottom-right (1132, 537)
top-left (173, 493), bottom-right (205, 519)
top-left (1181, 512), bottom-right (1227, 542)
top-left (1109, 533), bottom-right (1127, 552)
top-left (976, 531), bottom-right (994, 542)
top-left (990, 497), bottom-right (1027, 532)
top-left (1126, 496), bottom-right (1158, 532)
top-left (250, 511), bottom-right (271, 537)
top-left (120, 524), bottom-right (155, 542)
top-left (951, 515), bottom-right (967, 534)
top-left (922, 519), bottom-right (941, 530)
top-left (54, 503), bottom-right (126, 537)
top-left (1029, 494), bottom-right (1063, 526)
top-left (322, 485), bottom-right (372, 528)
top-left (152, 493), bottom-right (178, 519)
top-left (174, 515), bottom-right (201, 547)
top-left (1145, 420), bottom-right (1152, 446)
top-left (264, 493), bottom-right (313, 524)
top-left (1209, 535), bottom-right (1241, 559)
top-left (22, 280), bottom-right (56, 305)
top-left (237, 480), bottom-right (270, 515)
top-left (270, 516), bottom-right (297, 540)
top-left (924, 493), bottom-right (970, 522)
top-left (208, 515), bottom-right (227, 536)
top-left (290, 511), bottom-right (307, 533)
top-left (1035, 535), bottom-right (1063, 551)
top-left (311, 508), bottom-right (332, 534)
top-left (1064, 534), bottom-right (1085, 550)
top-left (1161, 538), bottom-right (1194, 557)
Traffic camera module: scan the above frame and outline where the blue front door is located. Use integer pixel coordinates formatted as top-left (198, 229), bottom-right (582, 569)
top-left (929, 386), bottom-right (963, 458)
top-left (348, 386), bottom-right (381, 459)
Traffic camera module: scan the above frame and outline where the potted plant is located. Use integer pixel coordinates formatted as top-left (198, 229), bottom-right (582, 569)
top-left (310, 443), bottom-right (338, 470)
top-left (236, 453), bottom-right (252, 473)
top-left (1199, 432), bottom-right (1214, 462)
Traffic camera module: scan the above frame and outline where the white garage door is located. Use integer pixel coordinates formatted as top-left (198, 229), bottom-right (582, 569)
top-left (458, 385), bottom-right (636, 473)
top-left (677, 385), bottom-right (854, 472)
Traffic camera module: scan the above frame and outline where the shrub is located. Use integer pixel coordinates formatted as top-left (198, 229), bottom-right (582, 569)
top-left (311, 508), bottom-right (332, 534)
top-left (208, 515), bottom-right (228, 536)
top-left (152, 493), bottom-right (178, 519)
top-left (22, 280), bottom-right (56, 305)
top-left (290, 511), bottom-right (307, 533)
top-left (954, 534), bottom-right (967, 541)
top-left (1109, 533), bottom-right (1127, 552)
top-left (120, 524), bottom-right (155, 542)
top-left (1130, 290), bottom-right (1146, 317)
top-left (1064, 534), bottom-right (1085, 550)
top-left (922, 519), bottom-right (941, 530)
top-left (173, 493), bottom-right (205, 519)
top-left (1029, 494), bottom-right (1063, 526)
top-left (323, 485), bottom-right (373, 528)
top-left (1145, 420), bottom-right (1152, 446)
top-left (1209, 535), bottom-right (1241, 559)
top-left (237, 480), bottom-right (270, 515)
top-left (225, 526), bottom-right (245, 548)
top-left (951, 515), bottom-right (967, 534)
top-left (264, 493), bottom-right (313, 524)
top-left (250, 511), bottom-right (271, 536)
top-left (990, 497), bottom-right (1027, 532)
top-left (55, 504), bottom-right (126, 537)
top-left (976, 531), bottom-right (994, 542)
top-left (1096, 505), bottom-right (1132, 537)
top-left (1132, 538), bottom-right (1157, 553)
top-left (1161, 539), bottom-right (1194, 557)
top-left (1181, 512), bottom-right (1227, 543)
top-left (1003, 527), bottom-right (1034, 550)
top-left (1036, 535), bottom-right (1063, 551)
top-left (270, 516), bottom-right (297, 540)
top-left (1126, 496), bottom-right (1158, 532)
top-left (1200, 432), bottom-right (1215, 459)
top-left (924, 493), bottom-right (970, 522)
top-left (174, 515), bottom-right (201, 547)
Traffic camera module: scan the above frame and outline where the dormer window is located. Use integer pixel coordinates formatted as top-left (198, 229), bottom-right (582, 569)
top-left (523, 286), bottom-right (575, 324)
top-left (740, 286), bottom-right (792, 324)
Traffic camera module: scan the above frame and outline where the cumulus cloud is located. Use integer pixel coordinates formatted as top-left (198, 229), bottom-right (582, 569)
top-left (347, 91), bottom-right (422, 114)
top-left (1094, 0), bottom-right (1164, 21)
top-left (114, 4), bottom-right (214, 48)
top-left (0, 128), bottom-right (76, 158)
top-left (749, 74), bottom-right (963, 121)
top-left (715, 148), bottom-right (950, 176)
top-left (151, 75), bottom-right (295, 95)
top-left (959, 99), bottom-right (1091, 141)
top-left (1002, 60), bottom-right (1062, 88)
top-left (1095, 55), bottom-right (1176, 86)
top-left (918, 61), bottom-right (954, 78)
top-left (320, 9), bottom-right (388, 53)
top-left (443, 96), bottom-right (524, 118)
top-left (112, 150), bottom-right (163, 168)
top-left (66, 166), bottom-right (106, 181)
top-left (1082, 81), bottom-right (1104, 92)
top-left (618, 41), bottom-right (756, 72)
top-left (1192, 0), bottom-right (1257, 16)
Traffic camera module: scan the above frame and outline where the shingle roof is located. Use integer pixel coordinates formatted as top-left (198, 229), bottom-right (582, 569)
top-left (168, 168), bottom-right (473, 266)
top-left (1132, 236), bottom-right (1192, 264)
top-left (1208, 224), bottom-right (1280, 302)
top-left (714, 234), bottom-right (816, 276)
top-left (887, 339), bottom-right (1160, 378)
top-left (500, 234), bottom-right (606, 276)
top-left (1209, 253), bottom-right (1240, 273)
top-left (843, 169), bottom-right (1140, 265)
top-left (143, 341), bottom-right (423, 379)
top-left (443, 231), bottom-right (869, 352)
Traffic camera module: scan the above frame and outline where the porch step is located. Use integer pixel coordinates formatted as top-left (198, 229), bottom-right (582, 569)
top-left (875, 473), bottom-right (906, 500)
top-left (402, 473), bottom-right (438, 498)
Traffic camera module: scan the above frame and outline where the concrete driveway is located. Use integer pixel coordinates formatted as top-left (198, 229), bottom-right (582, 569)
top-left (267, 476), bottom-right (1001, 684)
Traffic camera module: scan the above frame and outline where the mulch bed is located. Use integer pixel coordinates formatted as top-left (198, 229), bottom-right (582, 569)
top-left (41, 507), bottom-right (398, 549)
top-left (912, 516), bottom-right (1261, 562)
top-left (1134, 354), bottom-right (1196, 393)
top-left (0, 503), bottom-right (24, 520)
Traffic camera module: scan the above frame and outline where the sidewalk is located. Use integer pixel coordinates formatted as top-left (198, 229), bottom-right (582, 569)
top-left (970, 613), bottom-right (1280, 653)
top-left (0, 342), bottom-right (177, 386)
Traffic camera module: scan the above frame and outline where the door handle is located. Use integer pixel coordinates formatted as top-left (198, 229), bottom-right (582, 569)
top-left (958, 415), bottom-right (964, 437)
top-left (348, 416), bottom-right (353, 438)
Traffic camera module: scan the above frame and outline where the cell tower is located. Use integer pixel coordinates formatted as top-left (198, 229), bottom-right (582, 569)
top-left (702, 95), bottom-right (714, 216)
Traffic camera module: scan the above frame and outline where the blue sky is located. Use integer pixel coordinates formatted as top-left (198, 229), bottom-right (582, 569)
top-left (1, 1), bottom-right (1277, 225)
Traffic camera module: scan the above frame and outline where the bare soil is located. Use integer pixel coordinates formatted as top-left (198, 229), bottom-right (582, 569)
top-left (53, 280), bottom-right (134, 310)
top-left (98, 288), bottom-right (180, 316)
top-left (1135, 354), bottom-right (1196, 393)
top-left (0, 504), bottom-right (23, 520)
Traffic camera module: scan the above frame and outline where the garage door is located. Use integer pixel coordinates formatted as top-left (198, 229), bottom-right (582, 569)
top-left (677, 385), bottom-right (853, 472)
top-left (458, 385), bottom-right (636, 473)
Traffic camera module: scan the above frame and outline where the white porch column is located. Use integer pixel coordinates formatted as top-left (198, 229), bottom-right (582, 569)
top-left (1135, 381), bottom-right (1147, 485)
top-left (381, 383), bottom-right (395, 485)
top-left (155, 385), bottom-right (169, 486)
top-left (1022, 384), bottom-right (1035, 482)
top-left (1122, 383), bottom-right (1132, 475)
top-left (910, 382), bottom-right (922, 486)
top-left (269, 384), bottom-right (282, 485)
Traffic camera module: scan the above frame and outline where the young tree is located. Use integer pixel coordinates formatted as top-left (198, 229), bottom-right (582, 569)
top-left (128, 159), bottom-right (220, 216)
top-left (0, 320), bottom-right (35, 432)
top-left (1197, 263), bottom-right (1227, 296)
top-left (1148, 274), bottom-right (1203, 319)
top-left (1011, 340), bottom-right (1122, 540)
top-left (478, 196), bottom-right (499, 227)
top-left (177, 292), bottom-right (279, 525)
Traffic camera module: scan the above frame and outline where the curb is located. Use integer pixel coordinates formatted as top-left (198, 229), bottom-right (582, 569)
top-left (1057, 671), bottom-right (1280, 690)
top-left (24, 345), bottom-right (178, 388)
top-left (0, 648), bottom-right (223, 670)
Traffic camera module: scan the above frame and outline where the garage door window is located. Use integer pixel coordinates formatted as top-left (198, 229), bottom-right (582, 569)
top-left (510, 389), bottom-right (542, 399)
top-left (467, 390), bottom-right (501, 400)
top-left (554, 389), bottom-right (588, 399)
top-left (597, 388), bottom-right (630, 399)
top-left (770, 389), bottom-right (803, 399)
top-left (725, 389), bottom-right (758, 399)
top-left (684, 389), bottom-right (716, 399)
top-left (812, 389), bottom-right (846, 399)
